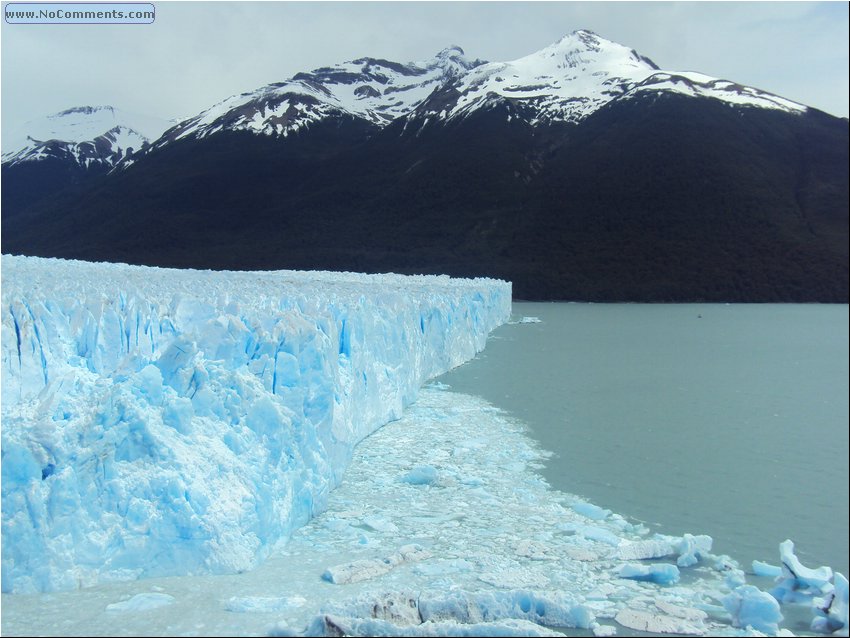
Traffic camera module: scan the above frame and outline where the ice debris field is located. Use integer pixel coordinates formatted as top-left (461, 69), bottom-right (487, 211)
top-left (1, 255), bottom-right (847, 637)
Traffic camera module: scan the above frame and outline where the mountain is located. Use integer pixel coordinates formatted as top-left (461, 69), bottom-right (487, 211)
top-left (408, 30), bottom-right (806, 126)
top-left (3, 31), bottom-right (847, 302)
top-left (1, 106), bottom-right (172, 211)
top-left (147, 45), bottom-right (483, 147)
top-left (2, 105), bottom-right (170, 161)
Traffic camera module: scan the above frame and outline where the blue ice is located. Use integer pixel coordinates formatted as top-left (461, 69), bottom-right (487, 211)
top-left (0, 255), bottom-right (511, 593)
top-left (618, 562), bottom-right (681, 585)
top-left (723, 584), bottom-right (784, 634)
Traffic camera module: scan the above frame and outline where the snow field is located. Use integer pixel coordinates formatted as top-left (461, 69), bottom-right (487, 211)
top-left (1, 255), bottom-right (511, 593)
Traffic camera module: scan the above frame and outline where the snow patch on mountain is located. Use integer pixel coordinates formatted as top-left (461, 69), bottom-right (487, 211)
top-left (5, 31), bottom-right (809, 168)
top-left (153, 47), bottom-right (484, 146)
top-left (2, 106), bottom-right (172, 169)
top-left (153, 29), bottom-right (807, 151)
top-left (412, 30), bottom-right (806, 126)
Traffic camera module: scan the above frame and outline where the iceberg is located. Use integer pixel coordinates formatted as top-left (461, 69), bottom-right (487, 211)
top-left (571, 501), bottom-right (611, 521)
top-left (613, 608), bottom-right (704, 635)
top-left (614, 532), bottom-right (711, 567)
top-left (321, 544), bottom-right (432, 584)
top-left (812, 572), bottom-right (849, 634)
top-left (105, 592), bottom-right (176, 612)
top-left (772, 539), bottom-right (834, 604)
top-left (306, 589), bottom-right (594, 636)
top-left (723, 584), bottom-right (784, 634)
top-left (752, 560), bottom-right (783, 579)
top-left (767, 539), bottom-right (848, 634)
top-left (0, 255), bottom-right (511, 593)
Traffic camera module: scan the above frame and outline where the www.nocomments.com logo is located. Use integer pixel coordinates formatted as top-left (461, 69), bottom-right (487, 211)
top-left (4, 2), bottom-right (155, 24)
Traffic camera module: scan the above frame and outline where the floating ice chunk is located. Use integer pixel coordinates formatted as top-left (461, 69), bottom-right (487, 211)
top-left (518, 317), bottom-right (542, 324)
top-left (616, 533), bottom-right (710, 567)
top-left (105, 592), bottom-right (176, 612)
top-left (516, 539), bottom-right (558, 561)
top-left (418, 589), bottom-right (593, 629)
top-left (772, 539), bottom-right (834, 603)
top-left (723, 584), bottom-right (783, 634)
top-left (267, 620), bottom-right (298, 637)
top-left (655, 599), bottom-right (708, 622)
top-left (401, 465), bottom-right (440, 486)
top-left (224, 595), bottom-right (306, 613)
top-left (812, 572), bottom-right (848, 634)
top-left (311, 589), bottom-right (591, 635)
top-left (709, 554), bottom-right (747, 588)
top-left (307, 614), bottom-right (564, 636)
top-left (478, 569), bottom-right (551, 589)
top-left (618, 563), bottom-right (681, 585)
top-left (616, 538), bottom-right (676, 561)
top-left (674, 534), bottom-right (712, 567)
top-left (397, 545), bottom-right (431, 561)
top-left (322, 559), bottom-right (392, 585)
top-left (752, 560), bottom-right (783, 579)
top-left (322, 544), bottom-right (431, 584)
top-left (362, 515), bottom-right (399, 533)
top-left (561, 523), bottom-right (621, 547)
top-left (713, 554), bottom-right (741, 571)
top-left (318, 591), bottom-right (424, 627)
top-left (591, 624), bottom-right (617, 637)
top-left (563, 545), bottom-right (602, 562)
top-left (572, 501), bottom-right (611, 521)
top-left (780, 540), bottom-right (834, 586)
top-left (412, 559), bottom-right (474, 577)
top-left (586, 583), bottom-right (618, 601)
top-left (725, 568), bottom-right (748, 589)
top-left (614, 609), bottom-right (703, 635)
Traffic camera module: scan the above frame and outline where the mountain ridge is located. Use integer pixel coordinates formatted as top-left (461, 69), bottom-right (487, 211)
top-left (2, 30), bottom-right (846, 302)
top-left (3, 30), bottom-right (809, 166)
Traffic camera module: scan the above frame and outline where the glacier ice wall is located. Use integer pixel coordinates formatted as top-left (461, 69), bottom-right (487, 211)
top-left (1, 255), bottom-right (511, 593)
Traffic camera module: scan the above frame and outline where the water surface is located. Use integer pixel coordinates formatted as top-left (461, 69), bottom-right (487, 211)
top-left (438, 303), bottom-right (849, 577)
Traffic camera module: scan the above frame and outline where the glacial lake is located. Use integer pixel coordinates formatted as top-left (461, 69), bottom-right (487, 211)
top-left (437, 303), bottom-right (849, 579)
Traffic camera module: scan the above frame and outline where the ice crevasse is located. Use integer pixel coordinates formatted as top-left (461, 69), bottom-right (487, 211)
top-left (0, 255), bottom-right (512, 593)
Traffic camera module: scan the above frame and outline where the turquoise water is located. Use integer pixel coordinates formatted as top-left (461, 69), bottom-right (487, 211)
top-left (437, 303), bottom-right (849, 578)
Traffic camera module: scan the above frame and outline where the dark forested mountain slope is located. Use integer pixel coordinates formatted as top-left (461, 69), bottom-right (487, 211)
top-left (3, 32), bottom-right (847, 301)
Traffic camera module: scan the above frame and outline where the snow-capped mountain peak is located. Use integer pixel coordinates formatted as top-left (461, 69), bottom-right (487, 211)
top-left (530, 29), bottom-right (660, 73)
top-left (149, 48), bottom-right (487, 147)
top-left (405, 29), bottom-right (806, 126)
top-left (2, 106), bottom-right (172, 169)
top-left (4, 31), bottom-right (809, 168)
top-left (132, 31), bottom-right (807, 152)
top-left (427, 45), bottom-right (480, 77)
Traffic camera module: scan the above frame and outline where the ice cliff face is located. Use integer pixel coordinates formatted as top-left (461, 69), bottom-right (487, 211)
top-left (0, 255), bottom-right (511, 593)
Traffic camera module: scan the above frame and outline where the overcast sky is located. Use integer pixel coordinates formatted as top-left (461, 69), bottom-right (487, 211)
top-left (1, 1), bottom-right (848, 140)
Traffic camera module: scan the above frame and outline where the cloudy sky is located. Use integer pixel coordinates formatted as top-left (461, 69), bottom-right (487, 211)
top-left (1, 1), bottom-right (848, 141)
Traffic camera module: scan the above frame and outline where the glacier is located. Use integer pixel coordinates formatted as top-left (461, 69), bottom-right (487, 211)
top-left (1, 255), bottom-right (511, 593)
top-left (4, 384), bottom-right (845, 637)
top-left (3, 255), bottom-right (847, 637)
